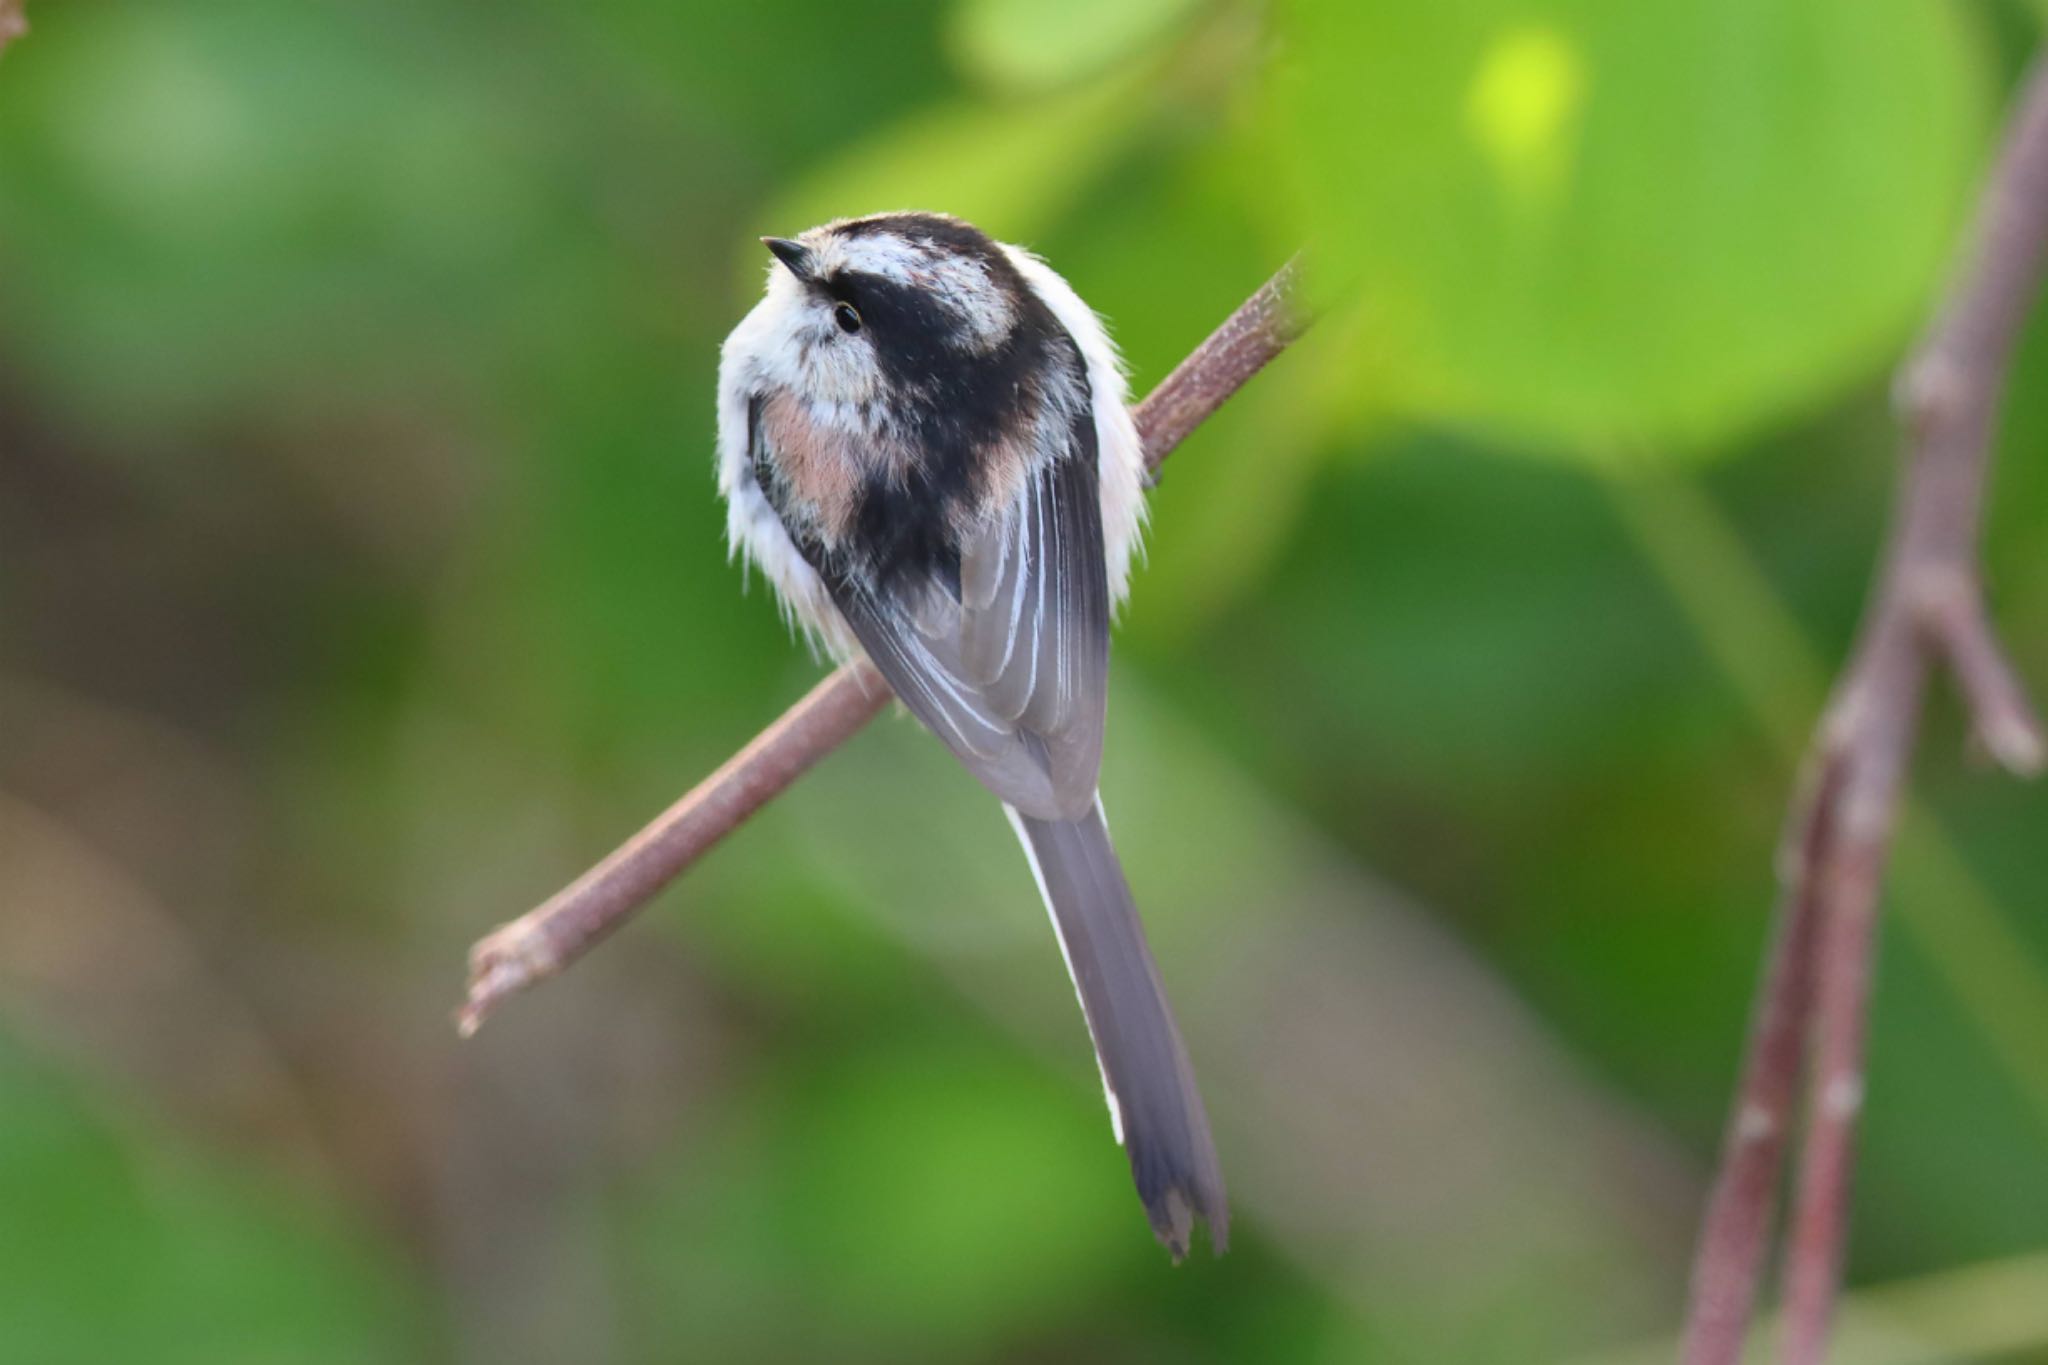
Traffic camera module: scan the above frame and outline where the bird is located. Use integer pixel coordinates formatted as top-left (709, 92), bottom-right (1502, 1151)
top-left (715, 211), bottom-right (1226, 1258)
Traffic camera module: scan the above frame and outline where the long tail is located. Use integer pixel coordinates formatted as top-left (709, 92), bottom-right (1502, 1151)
top-left (1006, 798), bottom-right (1228, 1258)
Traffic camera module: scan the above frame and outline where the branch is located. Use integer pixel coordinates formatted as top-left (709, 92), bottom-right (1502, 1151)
top-left (1682, 56), bottom-right (2048, 1365)
top-left (0, 0), bottom-right (26, 60)
top-left (459, 259), bottom-right (1310, 1034)
top-left (1677, 782), bottom-right (1831, 1365)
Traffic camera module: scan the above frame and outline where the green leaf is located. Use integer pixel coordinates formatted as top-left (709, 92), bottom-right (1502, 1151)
top-left (1274, 0), bottom-right (1990, 455)
top-left (947, 0), bottom-right (1203, 93)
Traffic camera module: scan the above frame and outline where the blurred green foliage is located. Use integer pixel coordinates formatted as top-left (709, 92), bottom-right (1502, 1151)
top-left (2, 1), bottom-right (2047, 1362)
top-left (1277, 0), bottom-right (1987, 451)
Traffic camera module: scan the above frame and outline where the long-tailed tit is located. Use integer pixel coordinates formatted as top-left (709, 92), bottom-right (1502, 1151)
top-left (716, 213), bottom-right (1226, 1256)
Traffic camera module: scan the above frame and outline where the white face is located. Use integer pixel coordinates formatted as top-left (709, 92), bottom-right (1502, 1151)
top-left (800, 227), bottom-right (1017, 348)
top-left (739, 260), bottom-right (882, 407)
top-left (727, 221), bottom-right (1021, 409)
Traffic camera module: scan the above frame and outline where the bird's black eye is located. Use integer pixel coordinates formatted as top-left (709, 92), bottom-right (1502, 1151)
top-left (833, 302), bottom-right (862, 334)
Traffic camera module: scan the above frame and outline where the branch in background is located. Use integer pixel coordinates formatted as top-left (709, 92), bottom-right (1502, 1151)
top-left (0, 1), bottom-right (26, 59)
top-left (459, 260), bottom-right (1310, 1034)
top-left (1682, 56), bottom-right (2048, 1365)
top-left (1677, 800), bottom-right (1830, 1365)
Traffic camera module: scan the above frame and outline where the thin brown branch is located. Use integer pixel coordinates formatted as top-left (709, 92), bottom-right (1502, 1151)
top-left (1677, 766), bottom-right (1833, 1365)
top-left (1776, 646), bottom-right (1921, 1365)
top-left (1923, 573), bottom-right (2047, 773)
top-left (458, 662), bottom-right (890, 1035)
top-left (1682, 55), bottom-right (2048, 1365)
top-left (0, 0), bottom-right (27, 59)
top-left (460, 259), bottom-right (1310, 1034)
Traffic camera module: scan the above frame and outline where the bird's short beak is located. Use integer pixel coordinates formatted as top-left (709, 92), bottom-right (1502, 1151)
top-left (761, 237), bottom-right (813, 281)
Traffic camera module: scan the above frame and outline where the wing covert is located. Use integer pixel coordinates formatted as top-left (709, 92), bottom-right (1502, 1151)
top-left (755, 400), bottom-right (1111, 820)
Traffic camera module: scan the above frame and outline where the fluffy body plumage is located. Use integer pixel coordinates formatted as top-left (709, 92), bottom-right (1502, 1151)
top-left (716, 212), bottom-right (1225, 1256)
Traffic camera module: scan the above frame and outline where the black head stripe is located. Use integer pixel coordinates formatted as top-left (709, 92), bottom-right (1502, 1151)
top-left (828, 213), bottom-right (1038, 334)
top-left (835, 212), bottom-right (1010, 266)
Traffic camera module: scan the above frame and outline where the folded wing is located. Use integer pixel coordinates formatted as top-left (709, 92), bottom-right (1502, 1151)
top-left (809, 413), bottom-right (1111, 822)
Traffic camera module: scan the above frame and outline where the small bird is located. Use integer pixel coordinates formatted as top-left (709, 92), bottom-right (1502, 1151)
top-left (716, 212), bottom-right (1226, 1256)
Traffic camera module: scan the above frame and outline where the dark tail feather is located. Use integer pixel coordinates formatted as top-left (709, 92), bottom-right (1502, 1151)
top-left (1007, 799), bottom-right (1228, 1258)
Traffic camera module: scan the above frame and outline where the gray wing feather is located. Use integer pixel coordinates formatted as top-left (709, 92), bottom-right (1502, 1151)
top-left (830, 440), bottom-right (1110, 821)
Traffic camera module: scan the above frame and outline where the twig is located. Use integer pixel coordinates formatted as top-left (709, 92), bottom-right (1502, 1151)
top-left (1678, 779), bottom-right (1831, 1365)
top-left (460, 259), bottom-right (1309, 1034)
top-left (1681, 56), bottom-right (2048, 1365)
top-left (0, 0), bottom-right (27, 59)
top-left (458, 662), bottom-right (890, 1035)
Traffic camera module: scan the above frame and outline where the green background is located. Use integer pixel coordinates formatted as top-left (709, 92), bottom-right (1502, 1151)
top-left (2, 0), bottom-right (2046, 1360)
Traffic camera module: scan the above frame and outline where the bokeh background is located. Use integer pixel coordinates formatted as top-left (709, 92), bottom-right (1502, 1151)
top-left (3, 1), bottom-right (2047, 1361)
